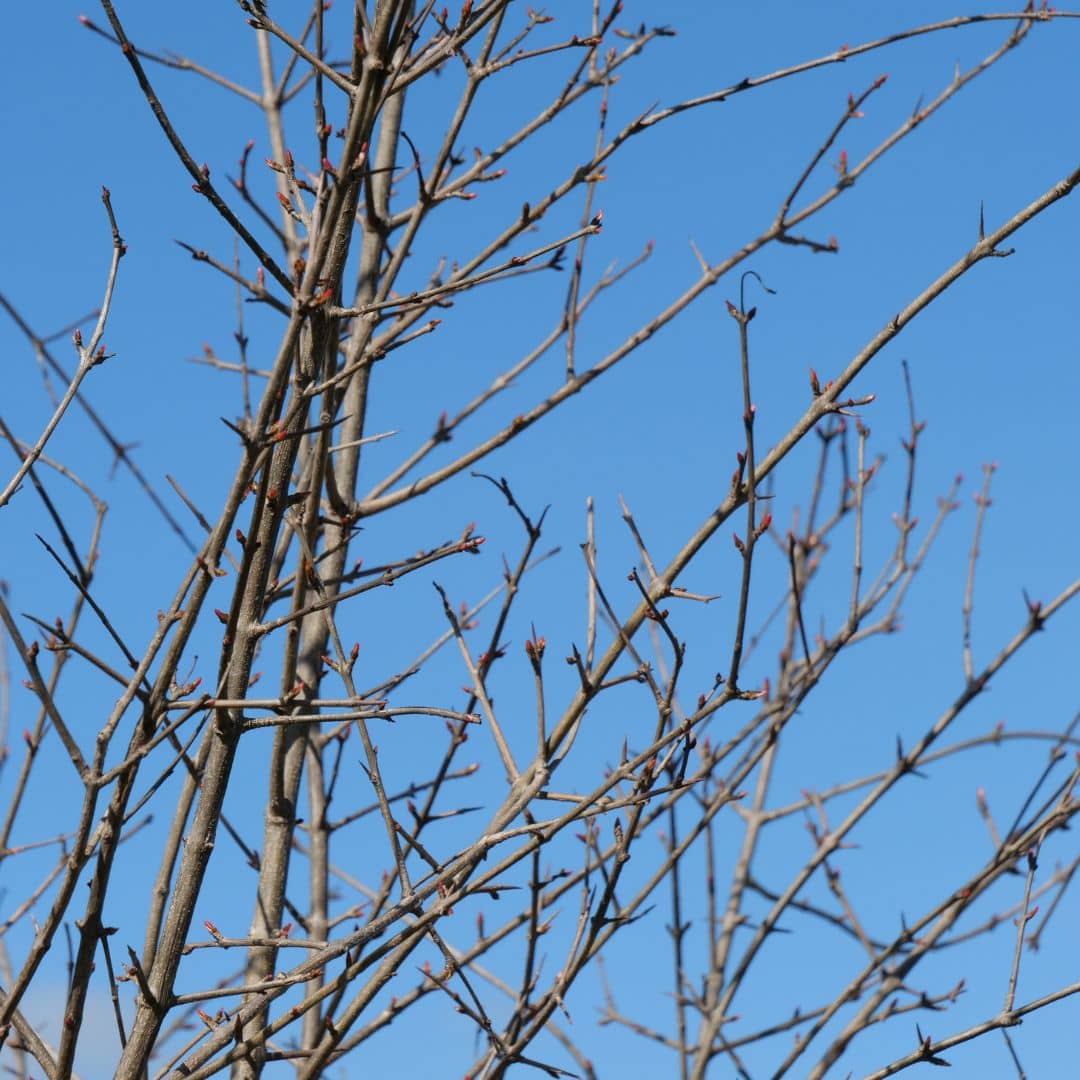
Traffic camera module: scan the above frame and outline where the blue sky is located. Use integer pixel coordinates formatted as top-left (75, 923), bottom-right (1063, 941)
top-left (3, 3), bottom-right (1080, 1077)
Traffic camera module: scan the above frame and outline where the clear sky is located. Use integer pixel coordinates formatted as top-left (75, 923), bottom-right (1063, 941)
top-left (3, 4), bottom-right (1080, 1077)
